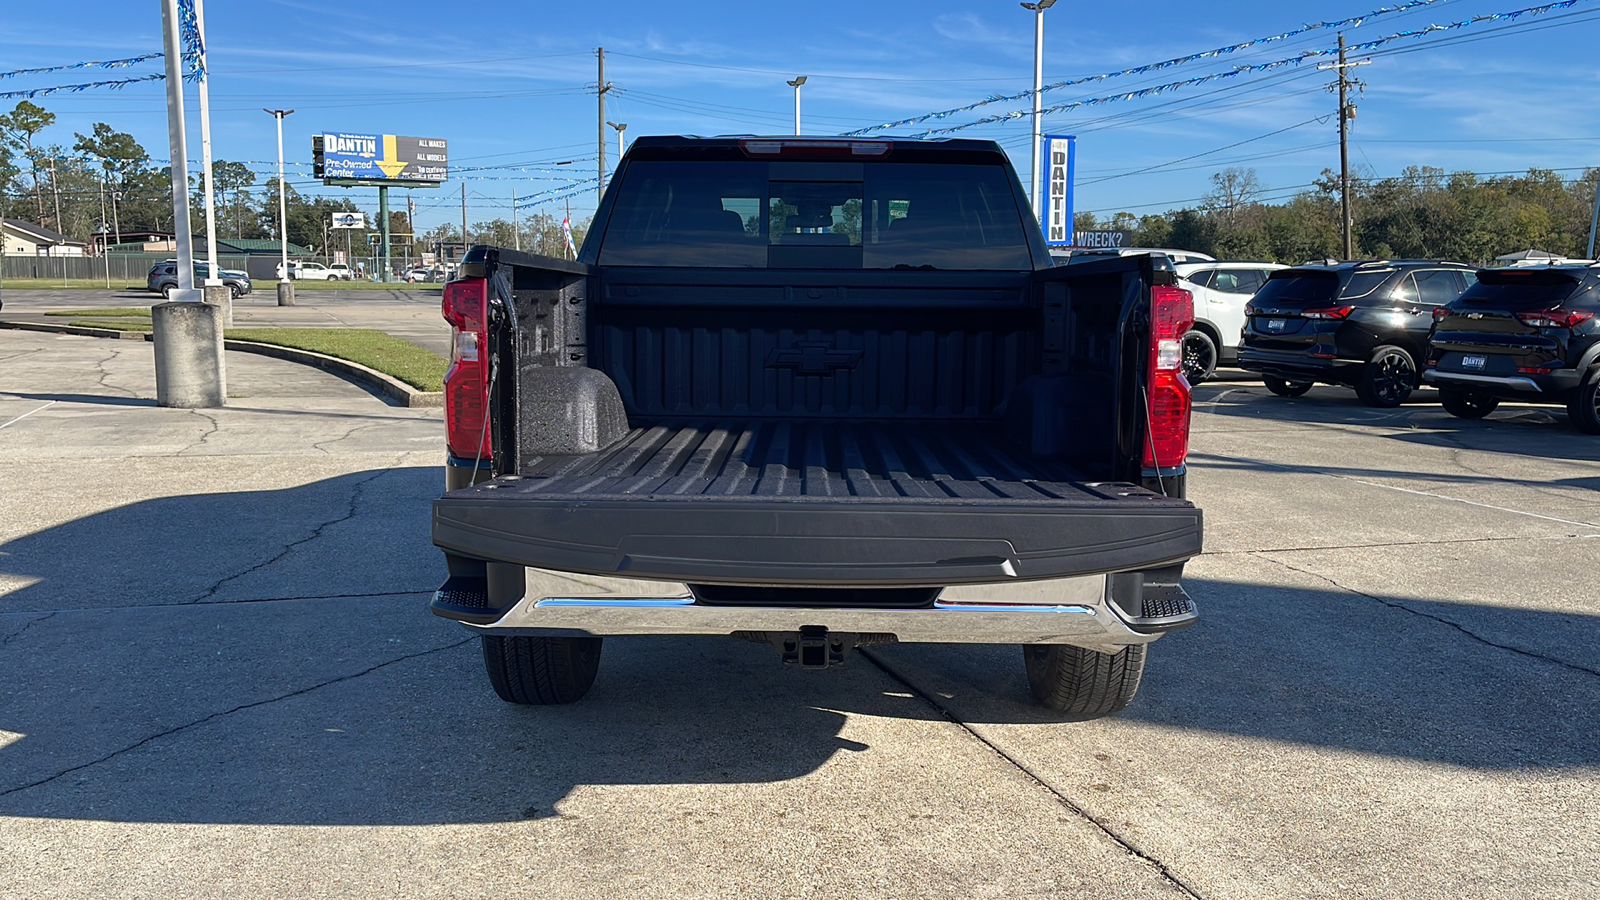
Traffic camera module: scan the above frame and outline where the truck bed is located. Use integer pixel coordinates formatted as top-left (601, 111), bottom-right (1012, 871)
top-left (432, 421), bottom-right (1202, 586)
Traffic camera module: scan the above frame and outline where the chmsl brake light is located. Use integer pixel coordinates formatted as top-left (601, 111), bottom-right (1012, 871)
top-left (1516, 309), bottom-right (1594, 329)
top-left (1301, 305), bottom-right (1355, 320)
top-left (739, 139), bottom-right (893, 158)
top-left (441, 276), bottom-right (491, 460)
top-left (1144, 284), bottom-right (1194, 472)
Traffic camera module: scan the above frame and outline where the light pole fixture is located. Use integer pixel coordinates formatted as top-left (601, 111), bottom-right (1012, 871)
top-left (607, 120), bottom-right (628, 160)
top-left (264, 108), bottom-right (294, 304)
top-left (788, 76), bottom-right (807, 135)
top-left (1021, 0), bottom-right (1057, 223)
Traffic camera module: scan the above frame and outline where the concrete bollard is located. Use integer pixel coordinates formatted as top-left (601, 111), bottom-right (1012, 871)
top-left (153, 301), bottom-right (226, 408)
top-left (203, 284), bottom-right (233, 327)
top-left (276, 280), bottom-right (295, 306)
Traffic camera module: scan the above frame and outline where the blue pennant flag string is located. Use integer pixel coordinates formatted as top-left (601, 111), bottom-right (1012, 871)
top-left (887, 0), bottom-right (1586, 139)
top-left (0, 73), bottom-right (166, 101)
top-left (846, 0), bottom-right (1587, 137)
top-left (0, 54), bottom-right (162, 82)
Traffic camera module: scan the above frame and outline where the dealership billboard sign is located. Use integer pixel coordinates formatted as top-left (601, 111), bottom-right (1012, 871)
top-left (330, 212), bottom-right (366, 229)
top-left (314, 133), bottom-right (448, 186)
top-left (1040, 134), bottom-right (1076, 247)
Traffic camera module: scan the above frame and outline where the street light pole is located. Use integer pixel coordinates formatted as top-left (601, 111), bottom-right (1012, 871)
top-left (607, 121), bottom-right (627, 161)
top-left (264, 108), bottom-right (294, 305)
top-left (1021, 0), bottom-right (1056, 223)
top-left (787, 76), bottom-right (807, 135)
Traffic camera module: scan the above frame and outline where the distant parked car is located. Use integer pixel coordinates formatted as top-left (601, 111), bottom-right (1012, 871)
top-left (1425, 263), bottom-right (1600, 432)
top-left (146, 261), bottom-right (252, 299)
top-left (275, 260), bottom-right (344, 280)
top-left (1239, 260), bottom-right (1478, 407)
top-left (1174, 261), bottom-right (1288, 383)
top-left (326, 263), bottom-right (355, 281)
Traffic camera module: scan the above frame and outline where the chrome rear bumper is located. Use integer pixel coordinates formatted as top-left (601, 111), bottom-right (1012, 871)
top-left (440, 569), bottom-right (1189, 648)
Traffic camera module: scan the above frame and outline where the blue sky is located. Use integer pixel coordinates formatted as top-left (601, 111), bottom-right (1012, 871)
top-left (4, 0), bottom-right (1599, 234)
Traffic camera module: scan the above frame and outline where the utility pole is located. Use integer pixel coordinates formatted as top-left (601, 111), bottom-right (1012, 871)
top-left (1320, 34), bottom-right (1368, 261)
top-left (787, 77), bottom-right (806, 135)
top-left (597, 48), bottom-right (612, 201)
top-left (460, 182), bottom-right (468, 256)
top-left (46, 156), bottom-right (63, 234)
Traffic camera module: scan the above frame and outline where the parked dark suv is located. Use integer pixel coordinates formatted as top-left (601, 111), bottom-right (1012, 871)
top-left (1424, 264), bottom-right (1600, 432)
top-left (1238, 260), bottom-right (1477, 407)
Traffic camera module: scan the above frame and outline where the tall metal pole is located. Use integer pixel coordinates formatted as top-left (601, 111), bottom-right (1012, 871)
top-left (378, 184), bottom-right (391, 282)
top-left (513, 188), bottom-right (520, 251)
top-left (460, 182), bottom-right (468, 253)
top-left (1338, 34), bottom-right (1353, 261)
top-left (265, 108), bottom-right (293, 303)
top-left (597, 48), bottom-right (611, 201)
top-left (1022, 1), bottom-right (1056, 223)
top-left (788, 77), bottom-right (806, 134)
top-left (194, 0), bottom-right (221, 287)
top-left (163, 0), bottom-right (198, 302)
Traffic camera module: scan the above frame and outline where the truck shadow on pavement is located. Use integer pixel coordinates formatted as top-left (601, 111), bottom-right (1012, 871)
top-left (871, 574), bottom-right (1600, 770)
top-left (2, 470), bottom-right (1596, 826)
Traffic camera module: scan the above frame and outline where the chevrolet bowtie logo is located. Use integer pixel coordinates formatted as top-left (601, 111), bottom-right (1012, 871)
top-left (765, 343), bottom-right (863, 376)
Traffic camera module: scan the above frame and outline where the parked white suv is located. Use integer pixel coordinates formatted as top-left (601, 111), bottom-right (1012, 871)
top-left (275, 261), bottom-right (347, 280)
top-left (1174, 261), bottom-right (1288, 383)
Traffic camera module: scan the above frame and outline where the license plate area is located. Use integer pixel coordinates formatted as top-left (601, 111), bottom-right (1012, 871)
top-left (1462, 354), bottom-right (1487, 370)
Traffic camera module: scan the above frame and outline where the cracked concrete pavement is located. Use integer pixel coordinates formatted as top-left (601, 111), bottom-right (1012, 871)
top-left (2, 328), bottom-right (1599, 899)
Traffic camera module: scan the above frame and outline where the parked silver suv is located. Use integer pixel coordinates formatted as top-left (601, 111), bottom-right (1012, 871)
top-left (146, 261), bottom-right (252, 299)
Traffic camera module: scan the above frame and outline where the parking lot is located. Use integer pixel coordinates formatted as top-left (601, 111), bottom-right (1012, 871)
top-left (1, 323), bottom-right (1597, 899)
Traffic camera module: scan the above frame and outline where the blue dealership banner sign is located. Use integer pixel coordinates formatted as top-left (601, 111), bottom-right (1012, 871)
top-left (1041, 134), bottom-right (1076, 246)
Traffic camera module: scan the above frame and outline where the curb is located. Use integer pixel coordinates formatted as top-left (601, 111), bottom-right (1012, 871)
top-left (0, 320), bottom-right (444, 408)
top-left (0, 320), bottom-right (149, 341)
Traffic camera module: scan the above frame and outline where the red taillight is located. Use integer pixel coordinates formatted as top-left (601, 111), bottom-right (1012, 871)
top-left (1517, 366), bottom-right (1556, 375)
top-left (1144, 284), bottom-right (1194, 472)
top-left (1302, 305), bottom-right (1355, 320)
top-left (739, 139), bottom-right (893, 158)
top-left (442, 276), bottom-right (491, 460)
top-left (1516, 309), bottom-right (1594, 329)
top-left (1433, 306), bottom-right (1449, 322)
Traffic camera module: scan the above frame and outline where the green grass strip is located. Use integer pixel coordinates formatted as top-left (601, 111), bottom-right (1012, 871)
top-left (47, 308), bottom-right (152, 318)
top-left (62, 323), bottom-right (447, 392)
top-left (69, 319), bottom-right (153, 332)
top-left (225, 328), bottom-right (446, 392)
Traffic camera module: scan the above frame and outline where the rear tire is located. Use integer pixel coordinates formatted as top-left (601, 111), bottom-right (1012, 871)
top-left (1567, 367), bottom-right (1600, 434)
top-left (482, 635), bottom-right (603, 705)
top-left (1181, 329), bottom-right (1219, 385)
top-left (1263, 375), bottom-right (1313, 398)
top-left (1356, 345), bottom-right (1417, 408)
top-left (1439, 388), bottom-right (1499, 420)
top-left (1023, 643), bottom-right (1146, 719)
top-left (228, 284), bottom-right (241, 300)
top-left (161, 284), bottom-right (175, 300)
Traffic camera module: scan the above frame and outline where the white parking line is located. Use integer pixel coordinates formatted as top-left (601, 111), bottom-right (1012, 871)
top-left (0, 400), bottom-right (56, 430)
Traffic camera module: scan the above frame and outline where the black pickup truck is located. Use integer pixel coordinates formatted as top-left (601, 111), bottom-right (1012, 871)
top-left (430, 136), bottom-right (1203, 717)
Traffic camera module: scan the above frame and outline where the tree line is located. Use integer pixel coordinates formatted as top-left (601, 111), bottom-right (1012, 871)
top-left (1077, 165), bottom-right (1600, 265)
top-left (0, 100), bottom-right (591, 260)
